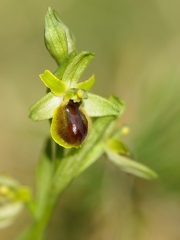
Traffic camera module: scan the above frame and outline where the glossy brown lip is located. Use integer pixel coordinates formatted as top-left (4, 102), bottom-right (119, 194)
top-left (56, 100), bottom-right (88, 146)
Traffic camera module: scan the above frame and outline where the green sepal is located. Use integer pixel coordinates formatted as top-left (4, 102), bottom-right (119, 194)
top-left (54, 51), bottom-right (77, 79)
top-left (77, 74), bottom-right (96, 91)
top-left (62, 51), bottom-right (95, 86)
top-left (29, 92), bottom-right (62, 121)
top-left (45, 7), bottom-right (68, 65)
top-left (105, 148), bottom-right (158, 180)
top-left (40, 70), bottom-right (67, 96)
top-left (82, 93), bottom-right (122, 117)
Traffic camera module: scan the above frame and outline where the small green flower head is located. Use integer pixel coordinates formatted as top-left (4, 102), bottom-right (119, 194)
top-left (29, 8), bottom-right (123, 148)
top-left (0, 175), bottom-right (31, 228)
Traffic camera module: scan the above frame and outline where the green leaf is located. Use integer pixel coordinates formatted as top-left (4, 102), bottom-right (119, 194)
top-left (83, 93), bottom-right (123, 117)
top-left (62, 51), bottom-right (95, 85)
top-left (105, 149), bottom-right (158, 180)
top-left (44, 7), bottom-right (68, 65)
top-left (39, 70), bottom-right (67, 96)
top-left (29, 92), bottom-right (62, 121)
top-left (77, 74), bottom-right (96, 91)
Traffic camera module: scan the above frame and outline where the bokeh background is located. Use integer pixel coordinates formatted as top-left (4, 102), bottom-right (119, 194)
top-left (1, 0), bottom-right (180, 239)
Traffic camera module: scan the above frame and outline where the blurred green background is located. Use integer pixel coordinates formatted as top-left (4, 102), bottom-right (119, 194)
top-left (1, 0), bottom-right (180, 239)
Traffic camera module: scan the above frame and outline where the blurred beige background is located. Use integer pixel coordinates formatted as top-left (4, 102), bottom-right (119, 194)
top-left (1, 0), bottom-right (180, 239)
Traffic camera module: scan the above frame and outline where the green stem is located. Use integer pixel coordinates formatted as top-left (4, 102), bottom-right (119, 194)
top-left (18, 197), bottom-right (56, 240)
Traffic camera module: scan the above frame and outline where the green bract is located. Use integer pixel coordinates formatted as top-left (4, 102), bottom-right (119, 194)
top-left (105, 138), bottom-right (158, 180)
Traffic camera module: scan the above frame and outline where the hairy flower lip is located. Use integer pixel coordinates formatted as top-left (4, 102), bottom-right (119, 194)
top-left (50, 99), bottom-right (89, 148)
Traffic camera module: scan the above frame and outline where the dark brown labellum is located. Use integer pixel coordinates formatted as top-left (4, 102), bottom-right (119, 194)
top-left (56, 100), bottom-right (88, 147)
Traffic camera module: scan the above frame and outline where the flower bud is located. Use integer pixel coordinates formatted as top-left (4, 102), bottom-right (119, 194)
top-left (44, 7), bottom-right (76, 65)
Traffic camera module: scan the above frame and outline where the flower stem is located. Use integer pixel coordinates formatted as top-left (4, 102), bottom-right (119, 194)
top-left (18, 195), bottom-right (56, 240)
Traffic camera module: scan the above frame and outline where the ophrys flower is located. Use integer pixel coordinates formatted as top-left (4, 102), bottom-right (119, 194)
top-left (29, 52), bottom-right (121, 148)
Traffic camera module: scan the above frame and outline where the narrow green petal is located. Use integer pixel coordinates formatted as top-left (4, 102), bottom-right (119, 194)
top-left (83, 93), bottom-right (121, 117)
top-left (62, 51), bottom-right (94, 85)
top-left (105, 149), bottom-right (158, 180)
top-left (77, 74), bottom-right (96, 91)
top-left (40, 70), bottom-right (67, 96)
top-left (29, 92), bottom-right (62, 121)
